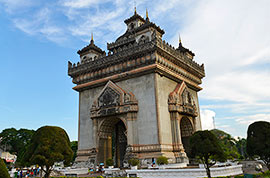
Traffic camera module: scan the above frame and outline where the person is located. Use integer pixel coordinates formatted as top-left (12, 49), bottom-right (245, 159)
top-left (14, 169), bottom-right (18, 178)
top-left (34, 168), bottom-right (37, 176)
top-left (19, 170), bottom-right (23, 178)
top-left (152, 160), bottom-right (156, 167)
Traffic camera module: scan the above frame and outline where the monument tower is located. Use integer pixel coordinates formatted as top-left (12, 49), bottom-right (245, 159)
top-left (68, 10), bottom-right (205, 167)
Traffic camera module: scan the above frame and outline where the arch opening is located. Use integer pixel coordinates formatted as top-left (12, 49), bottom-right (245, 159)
top-left (180, 117), bottom-right (194, 157)
top-left (97, 118), bottom-right (127, 167)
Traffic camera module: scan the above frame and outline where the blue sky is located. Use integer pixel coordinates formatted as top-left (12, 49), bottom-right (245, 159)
top-left (0, 0), bottom-right (270, 141)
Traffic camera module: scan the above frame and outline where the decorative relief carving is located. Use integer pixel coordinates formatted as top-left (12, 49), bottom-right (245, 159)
top-left (180, 117), bottom-right (194, 137)
top-left (98, 87), bottom-right (120, 107)
top-left (91, 81), bottom-right (138, 118)
top-left (130, 144), bottom-right (174, 153)
top-left (168, 82), bottom-right (198, 116)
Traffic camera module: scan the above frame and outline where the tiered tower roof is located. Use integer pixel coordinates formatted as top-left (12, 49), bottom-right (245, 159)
top-left (77, 35), bottom-right (105, 56)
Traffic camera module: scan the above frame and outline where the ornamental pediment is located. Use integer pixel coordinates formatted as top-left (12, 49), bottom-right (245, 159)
top-left (168, 82), bottom-right (198, 116)
top-left (91, 81), bottom-right (138, 118)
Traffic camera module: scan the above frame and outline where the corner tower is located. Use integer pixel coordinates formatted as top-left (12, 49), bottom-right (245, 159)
top-left (68, 11), bottom-right (205, 167)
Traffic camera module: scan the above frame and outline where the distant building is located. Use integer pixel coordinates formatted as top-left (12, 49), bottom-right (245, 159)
top-left (0, 152), bottom-right (17, 163)
top-left (68, 10), bottom-right (205, 167)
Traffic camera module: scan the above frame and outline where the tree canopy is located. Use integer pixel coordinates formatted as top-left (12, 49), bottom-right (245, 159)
top-left (247, 121), bottom-right (270, 170)
top-left (211, 129), bottom-right (240, 160)
top-left (23, 126), bottom-right (73, 178)
top-left (70, 141), bottom-right (78, 163)
top-left (190, 130), bottom-right (226, 178)
top-left (0, 128), bottom-right (35, 165)
top-left (0, 158), bottom-right (10, 178)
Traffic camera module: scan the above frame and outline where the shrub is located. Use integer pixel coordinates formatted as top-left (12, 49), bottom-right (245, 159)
top-left (128, 158), bottom-right (140, 166)
top-left (156, 156), bottom-right (168, 165)
top-left (234, 176), bottom-right (244, 178)
top-left (0, 159), bottom-right (10, 178)
top-left (106, 158), bottom-right (114, 166)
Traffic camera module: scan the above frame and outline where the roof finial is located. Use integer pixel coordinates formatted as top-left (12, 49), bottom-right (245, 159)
top-left (134, 0), bottom-right (137, 14)
top-left (179, 34), bottom-right (181, 44)
top-left (146, 8), bottom-right (149, 21)
top-left (91, 32), bottom-right (94, 44)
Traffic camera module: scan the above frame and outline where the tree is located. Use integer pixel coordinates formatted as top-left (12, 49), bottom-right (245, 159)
top-left (70, 141), bottom-right (78, 163)
top-left (235, 137), bottom-right (247, 159)
top-left (247, 121), bottom-right (270, 171)
top-left (0, 128), bottom-right (35, 165)
top-left (211, 129), bottom-right (240, 160)
top-left (23, 126), bottom-right (73, 178)
top-left (190, 130), bottom-right (226, 178)
top-left (0, 158), bottom-right (10, 178)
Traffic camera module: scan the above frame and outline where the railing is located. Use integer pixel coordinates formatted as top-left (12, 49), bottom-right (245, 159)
top-left (126, 165), bottom-right (243, 178)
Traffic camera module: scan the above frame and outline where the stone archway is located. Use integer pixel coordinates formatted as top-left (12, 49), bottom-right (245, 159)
top-left (97, 118), bottom-right (127, 167)
top-left (90, 80), bottom-right (138, 167)
top-left (168, 82), bottom-right (198, 162)
top-left (180, 117), bottom-right (194, 157)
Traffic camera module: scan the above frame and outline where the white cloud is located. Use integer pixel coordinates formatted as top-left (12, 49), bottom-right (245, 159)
top-left (62, 0), bottom-right (101, 8)
top-left (201, 70), bottom-right (270, 103)
top-left (168, 0), bottom-right (270, 119)
top-left (200, 109), bottom-right (215, 130)
top-left (201, 102), bottom-right (270, 114)
top-left (235, 114), bottom-right (270, 125)
top-left (0, 0), bottom-right (34, 13)
top-left (12, 8), bottom-right (66, 43)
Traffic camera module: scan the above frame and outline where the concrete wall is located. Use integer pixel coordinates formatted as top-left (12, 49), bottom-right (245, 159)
top-left (78, 86), bottom-right (103, 150)
top-left (78, 73), bottom-right (159, 150)
top-left (155, 74), bottom-right (202, 144)
top-left (155, 74), bottom-right (176, 144)
top-left (116, 73), bottom-right (158, 145)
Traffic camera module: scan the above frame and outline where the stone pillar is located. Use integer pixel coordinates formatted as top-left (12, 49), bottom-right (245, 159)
top-left (93, 119), bottom-right (98, 148)
top-left (124, 113), bottom-right (138, 162)
top-left (170, 112), bottom-right (181, 151)
top-left (170, 113), bottom-right (188, 164)
top-left (126, 113), bottom-right (138, 145)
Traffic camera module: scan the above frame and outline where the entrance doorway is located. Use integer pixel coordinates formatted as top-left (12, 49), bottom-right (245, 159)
top-left (97, 118), bottom-right (127, 167)
top-left (180, 117), bottom-right (194, 157)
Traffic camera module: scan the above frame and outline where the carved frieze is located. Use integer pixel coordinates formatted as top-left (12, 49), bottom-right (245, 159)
top-left (98, 87), bottom-right (120, 107)
top-left (91, 81), bottom-right (138, 118)
top-left (168, 82), bottom-right (198, 116)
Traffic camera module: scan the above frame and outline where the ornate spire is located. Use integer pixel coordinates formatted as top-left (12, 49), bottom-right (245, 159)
top-left (78, 32), bottom-right (105, 55)
top-left (146, 8), bottom-right (149, 21)
top-left (176, 34), bottom-right (195, 57)
top-left (91, 32), bottom-right (94, 44)
top-left (134, 0), bottom-right (137, 14)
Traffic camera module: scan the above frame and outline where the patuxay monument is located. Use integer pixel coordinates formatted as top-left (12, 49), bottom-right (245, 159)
top-left (68, 10), bottom-right (205, 168)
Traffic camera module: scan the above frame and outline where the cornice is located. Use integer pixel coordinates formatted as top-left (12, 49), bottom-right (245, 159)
top-left (154, 38), bottom-right (205, 78)
top-left (68, 39), bottom-right (205, 92)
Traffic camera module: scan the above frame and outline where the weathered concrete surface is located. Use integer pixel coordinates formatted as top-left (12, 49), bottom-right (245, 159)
top-left (116, 73), bottom-right (158, 145)
top-left (78, 73), bottom-right (159, 151)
